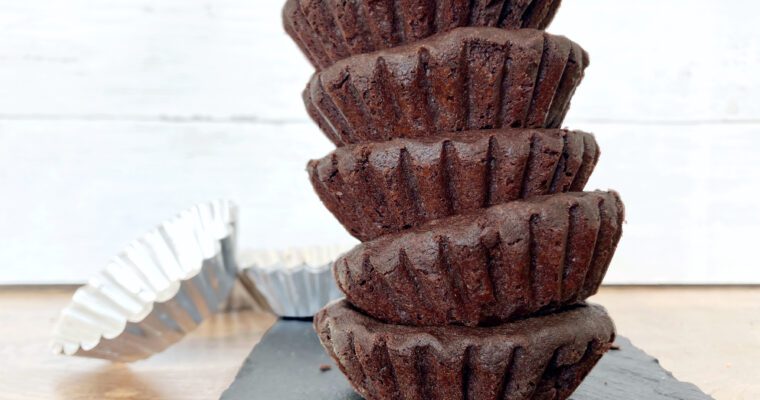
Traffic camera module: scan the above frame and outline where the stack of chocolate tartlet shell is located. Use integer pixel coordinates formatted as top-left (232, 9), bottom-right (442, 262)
top-left (284, 1), bottom-right (624, 399)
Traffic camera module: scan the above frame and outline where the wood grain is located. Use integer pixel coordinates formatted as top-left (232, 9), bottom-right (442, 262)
top-left (593, 287), bottom-right (760, 400)
top-left (0, 287), bottom-right (276, 400)
top-left (0, 286), bottom-right (757, 399)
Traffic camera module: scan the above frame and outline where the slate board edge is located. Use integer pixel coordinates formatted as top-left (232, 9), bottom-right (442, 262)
top-left (221, 319), bottom-right (713, 400)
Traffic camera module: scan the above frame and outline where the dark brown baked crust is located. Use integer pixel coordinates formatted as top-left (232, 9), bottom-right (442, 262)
top-left (304, 27), bottom-right (589, 146)
top-left (316, 299), bottom-right (615, 400)
top-left (283, 0), bottom-right (564, 69)
top-left (309, 128), bottom-right (600, 241)
top-left (334, 191), bottom-right (624, 326)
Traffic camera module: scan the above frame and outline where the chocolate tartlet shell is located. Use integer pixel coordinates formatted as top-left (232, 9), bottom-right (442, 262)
top-left (284, 0), bottom-right (563, 69)
top-left (316, 300), bottom-right (615, 400)
top-left (334, 191), bottom-right (624, 326)
top-left (304, 27), bottom-right (589, 146)
top-left (309, 128), bottom-right (599, 241)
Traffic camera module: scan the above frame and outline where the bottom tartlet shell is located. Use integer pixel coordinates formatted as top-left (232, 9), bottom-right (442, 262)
top-left (316, 300), bottom-right (615, 400)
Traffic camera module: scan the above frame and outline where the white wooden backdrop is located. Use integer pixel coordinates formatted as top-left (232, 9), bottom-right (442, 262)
top-left (1, 0), bottom-right (758, 284)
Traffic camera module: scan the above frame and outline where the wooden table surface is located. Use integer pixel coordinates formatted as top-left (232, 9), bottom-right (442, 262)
top-left (0, 287), bottom-right (756, 400)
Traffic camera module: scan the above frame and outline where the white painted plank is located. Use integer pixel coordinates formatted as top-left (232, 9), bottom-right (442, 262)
top-left (579, 122), bottom-right (760, 284)
top-left (2, 120), bottom-right (759, 284)
top-left (552, 0), bottom-right (760, 122)
top-left (1, 0), bottom-right (759, 284)
top-left (0, 0), bottom-right (758, 122)
top-left (0, 120), bottom-right (356, 284)
top-left (0, 0), bottom-right (313, 121)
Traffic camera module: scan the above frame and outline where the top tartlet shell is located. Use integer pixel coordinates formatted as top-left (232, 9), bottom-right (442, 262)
top-left (284, 0), bottom-right (563, 69)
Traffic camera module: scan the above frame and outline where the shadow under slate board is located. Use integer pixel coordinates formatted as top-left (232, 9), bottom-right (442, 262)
top-left (221, 319), bottom-right (712, 400)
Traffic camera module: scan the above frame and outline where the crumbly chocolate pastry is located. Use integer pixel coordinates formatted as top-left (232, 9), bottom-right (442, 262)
top-left (333, 191), bottom-right (624, 326)
top-left (315, 299), bottom-right (615, 400)
top-left (283, 0), bottom-right (564, 69)
top-left (309, 128), bottom-right (599, 241)
top-left (304, 28), bottom-right (589, 146)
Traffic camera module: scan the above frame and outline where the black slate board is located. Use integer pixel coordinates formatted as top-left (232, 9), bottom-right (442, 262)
top-left (221, 319), bottom-right (712, 400)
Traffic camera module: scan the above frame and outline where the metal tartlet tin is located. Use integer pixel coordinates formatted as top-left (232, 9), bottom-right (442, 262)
top-left (51, 200), bottom-right (238, 362)
top-left (239, 245), bottom-right (350, 318)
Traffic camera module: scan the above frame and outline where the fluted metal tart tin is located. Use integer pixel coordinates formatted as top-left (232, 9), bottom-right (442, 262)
top-left (51, 200), bottom-right (238, 362)
top-left (239, 245), bottom-right (350, 318)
